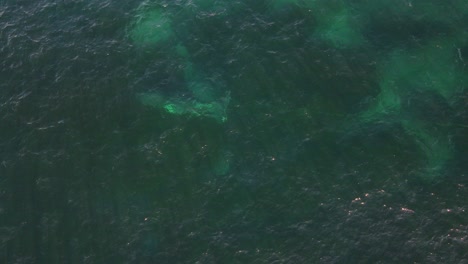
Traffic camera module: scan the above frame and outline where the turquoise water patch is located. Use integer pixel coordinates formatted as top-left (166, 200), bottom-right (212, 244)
top-left (1, 0), bottom-right (467, 263)
top-left (129, 9), bottom-right (175, 46)
top-left (269, 0), bottom-right (366, 48)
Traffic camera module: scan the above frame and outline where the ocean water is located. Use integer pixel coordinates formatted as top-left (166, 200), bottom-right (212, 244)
top-left (0, 0), bottom-right (467, 263)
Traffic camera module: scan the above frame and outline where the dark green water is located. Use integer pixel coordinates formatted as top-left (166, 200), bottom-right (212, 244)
top-left (1, 0), bottom-right (467, 263)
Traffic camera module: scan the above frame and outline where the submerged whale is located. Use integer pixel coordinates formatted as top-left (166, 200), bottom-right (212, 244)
top-left (138, 90), bottom-right (231, 123)
top-left (129, 4), bottom-right (231, 123)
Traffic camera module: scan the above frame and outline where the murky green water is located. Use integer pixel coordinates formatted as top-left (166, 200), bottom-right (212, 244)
top-left (1, 0), bottom-right (467, 263)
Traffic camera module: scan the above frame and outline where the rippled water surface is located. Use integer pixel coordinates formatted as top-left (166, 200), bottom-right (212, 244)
top-left (1, 0), bottom-right (467, 263)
